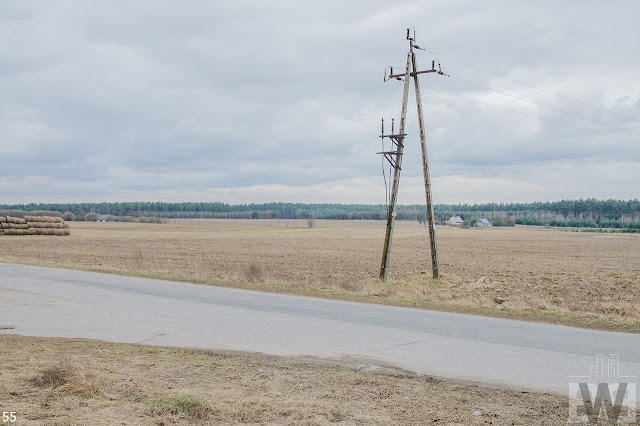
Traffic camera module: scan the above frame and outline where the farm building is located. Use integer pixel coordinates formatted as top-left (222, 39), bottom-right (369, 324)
top-left (448, 215), bottom-right (464, 226)
top-left (95, 215), bottom-right (121, 223)
top-left (473, 218), bottom-right (492, 227)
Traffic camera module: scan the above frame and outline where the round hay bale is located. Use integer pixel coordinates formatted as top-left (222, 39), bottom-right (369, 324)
top-left (17, 218), bottom-right (26, 224)
top-left (64, 229), bottom-right (70, 236)
top-left (36, 216), bottom-right (44, 222)
top-left (1, 223), bottom-right (8, 229)
top-left (0, 216), bottom-right (6, 223)
top-left (54, 217), bottom-right (63, 223)
top-left (23, 215), bottom-right (33, 222)
top-left (27, 228), bottom-right (36, 235)
top-left (63, 223), bottom-right (70, 229)
top-left (53, 229), bottom-right (64, 236)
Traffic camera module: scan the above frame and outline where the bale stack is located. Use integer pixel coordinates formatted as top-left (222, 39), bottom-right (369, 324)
top-left (0, 215), bottom-right (70, 236)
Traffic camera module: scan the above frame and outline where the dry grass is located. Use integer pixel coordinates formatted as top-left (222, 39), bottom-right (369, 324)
top-left (31, 359), bottom-right (75, 388)
top-left (1, 219), bottom-right (639, 332)
top-left (0, 334), bottom-right (589, 425)
top-left (239, 261), bottom-right (270, 283)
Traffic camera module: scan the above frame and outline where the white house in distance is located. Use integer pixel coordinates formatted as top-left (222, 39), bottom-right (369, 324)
top-left (448, 215), bottom-right (464, 226)
top-left (95, 215), bottom-right (121, 223)
top-left (473, 218), bottom-right (492, 227)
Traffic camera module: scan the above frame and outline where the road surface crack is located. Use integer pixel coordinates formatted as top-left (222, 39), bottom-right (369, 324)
top-left (382, 339), bottom-right (428, 351)
top-left (137, 332), bottom-right (168, 344)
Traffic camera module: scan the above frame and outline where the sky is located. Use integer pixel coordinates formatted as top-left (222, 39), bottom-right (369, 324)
top-left (1, 1), bottom-right (639, 205)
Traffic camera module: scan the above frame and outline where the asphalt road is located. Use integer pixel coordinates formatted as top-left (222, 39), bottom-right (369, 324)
top-left (1, 263), bottom-right (639, 395)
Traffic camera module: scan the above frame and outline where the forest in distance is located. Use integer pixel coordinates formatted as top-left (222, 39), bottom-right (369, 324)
top-left (2, 198), bottom-right (640, 230)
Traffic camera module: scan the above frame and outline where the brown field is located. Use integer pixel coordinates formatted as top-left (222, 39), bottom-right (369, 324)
top-left (1, 219), bottom-right (639, 332)
top-left (0, 335), bottom-right (576, 425)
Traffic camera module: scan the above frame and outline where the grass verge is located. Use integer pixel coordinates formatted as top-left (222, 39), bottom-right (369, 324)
top-left (0, 334), bottom-right (587, 425)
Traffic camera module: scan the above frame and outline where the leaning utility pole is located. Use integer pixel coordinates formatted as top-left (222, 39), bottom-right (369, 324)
top-left (378, 29), bottom-right (445, 280)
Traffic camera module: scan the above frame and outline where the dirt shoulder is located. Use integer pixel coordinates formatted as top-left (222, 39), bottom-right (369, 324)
top-left (0, 334), bottom-right (577, 425)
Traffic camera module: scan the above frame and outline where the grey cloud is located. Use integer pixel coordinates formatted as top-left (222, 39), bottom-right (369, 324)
top-left (1, 1), bottom-right (639, 204)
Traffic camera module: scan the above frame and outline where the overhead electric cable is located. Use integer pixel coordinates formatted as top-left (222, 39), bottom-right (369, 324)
top-left (418, 48), bottom-right (640, 122)
top-left (449, 75), bottom-right (640, 136)
top-left (420, 83), bottom-right (640, 146)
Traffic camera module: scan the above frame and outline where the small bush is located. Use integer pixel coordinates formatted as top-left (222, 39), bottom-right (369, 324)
top-left (307, 218), bottom-right (316, 228)
top-left (84, 212), bottom-right (99, 222)
top-left (62, 211), bottom-right (76, 221)
top-left (240, 262), bottom-right (269, 283)
top-left (492, 216), bottom-right (515, 227)
top-left (460, 218), bottom-right (476, 229)
top-left (121, 216), bottom-right (136, 222)
top-left (32, 360), bottom-right (75, 388)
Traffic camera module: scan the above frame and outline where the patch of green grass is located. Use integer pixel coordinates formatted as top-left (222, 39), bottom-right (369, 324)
top-left (146, 395), bottom-right (217, 420)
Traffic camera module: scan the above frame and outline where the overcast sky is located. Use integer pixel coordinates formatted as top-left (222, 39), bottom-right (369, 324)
top-left (1, 1), bottom-right (639, 205)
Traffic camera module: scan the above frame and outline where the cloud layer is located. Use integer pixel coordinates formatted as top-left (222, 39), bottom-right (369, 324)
top-left (1, 1), bottom-right (639, 204)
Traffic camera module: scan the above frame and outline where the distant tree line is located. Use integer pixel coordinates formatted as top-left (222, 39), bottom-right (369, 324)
top-left (1, 199), bottom-right (639, 229)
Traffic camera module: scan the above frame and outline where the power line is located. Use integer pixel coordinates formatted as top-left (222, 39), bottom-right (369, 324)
top-left (420, 83), bottom-right (640, 146)
top-left (418, 48), bottom-right (640, 122)
top-left (449, 75), bottom-right (640, 136)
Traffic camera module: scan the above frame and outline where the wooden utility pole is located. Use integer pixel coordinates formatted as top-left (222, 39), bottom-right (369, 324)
top-left (378, 29), bottom-right (444, 280)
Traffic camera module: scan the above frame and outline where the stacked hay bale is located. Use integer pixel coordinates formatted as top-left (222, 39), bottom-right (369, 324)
top-left (0, 215), bottom-right (70, 236)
